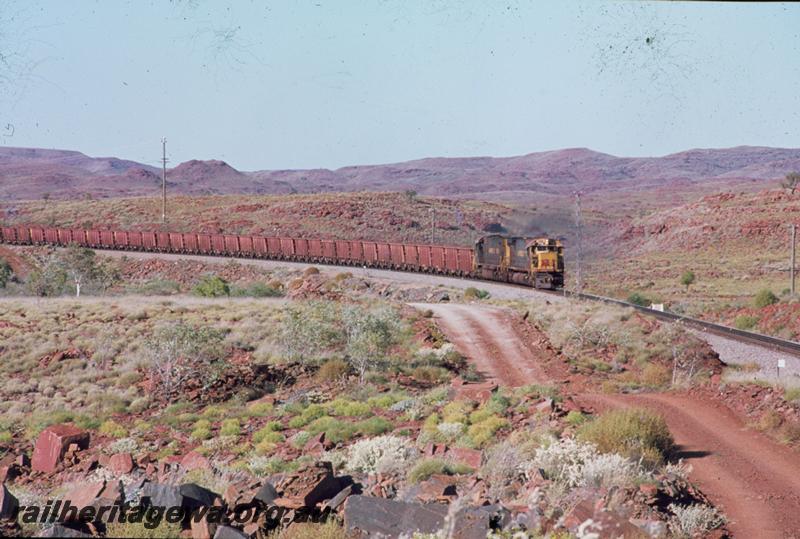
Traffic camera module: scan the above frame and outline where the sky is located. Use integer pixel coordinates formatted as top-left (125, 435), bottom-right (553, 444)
top-left (0, 0), bottom-right (798, 170)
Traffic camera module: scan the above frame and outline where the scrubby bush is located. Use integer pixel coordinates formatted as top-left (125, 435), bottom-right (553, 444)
top-left (626, 292), bottom-right (650, 307)
top-left (463, 287), bottom-right (490, 300)
top-left (329, 399), bottom-right (372, 418)
top-left (467, 415), bottom-right (509, 448)
top-left (193, 275), bottom-right (230, 297)
top-left (407, 458), bottom-right (472, 483)
top-left (753, 289), bottom-right (779, 308)
top-left (533, 437), bottom-right (646, 489)
top-left (307, 417), bottom-right (357, 444)
top-left (0, 258), bottom-right (12, 288)
top-left (288, 404), bottom-right (326, 428)
top-left (578, 408), bottom-right (673, 467)
top-left (346, 435), bottom-right (417, 474)
top-left (247, 401), bottom-right (274, 417)
top-left (220, 418), bottom-right (241, 437)
top-left (99, 419), bottom-right (127, 439)
top-left (317, 359), bottom-right (350, 382)
top-left (668, 503), bottom-right (726, 537)
top-left (230, 282), bottom-right (283, 297)
top-left (734, 315), bottom-right (759, 330)
top-left (356, 416), bottom-right (393, 436)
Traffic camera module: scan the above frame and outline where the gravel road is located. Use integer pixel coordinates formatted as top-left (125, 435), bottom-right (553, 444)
top-left (692, 330), bottom-right (800, 387)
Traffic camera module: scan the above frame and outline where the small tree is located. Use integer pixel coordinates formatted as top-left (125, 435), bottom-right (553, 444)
top-left (782, 171), bottom-right (800, 195)
top-left (26, 257), bottom-right (68, 296)
top-left (60, 244), bottom-right (99, 297)
top-left (343, 305), bottom-right (400, 384)
top-left (0, 258), bottom-right (12, 288)
top-left (193, 275), bottom-right (230, 297)
top-left (144, 323), bottom-right (227, 400)
top-left (753, 288), bottom-right (779, 308)
top-left (680, 270), bottom-right (695, 292)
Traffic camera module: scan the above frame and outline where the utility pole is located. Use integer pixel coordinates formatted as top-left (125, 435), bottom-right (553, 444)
top-left (791, 224), bottom-right (797, 296)
top-left (161, 137), bottom-right (168, 225)
top-left (574, 191), bottom-right (583, 295)
top-left (430, 207), bottom-right (435, 244)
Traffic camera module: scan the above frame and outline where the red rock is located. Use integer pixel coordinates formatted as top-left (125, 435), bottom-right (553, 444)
top-left (63, 481), bottom-right (106, 515)
top-left (181, 451), bottom-right (211, 472)
top-left (303, 433), bottom-right (326, 457)
top-left (276, 462), bottom-right (341, 509)
top-left (0, 466), bottom-right (19, 483)
top-left (423, 443), bottom-right (447, 457)
top-left (190, 516), bottom-right (215, 539)
top-left (15, 454), bottom-right (29, 467)
top-left (446, 447), bottom-right (482, 469)
top-left (416, 474), bottom-right (458, 503)
top-left (31, 425), bottom-right (90, 473)
top-left (108, 453), bottom-right (134, 475)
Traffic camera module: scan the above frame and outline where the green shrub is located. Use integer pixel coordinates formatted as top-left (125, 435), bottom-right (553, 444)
top-left (466, 415), bottom-right (509, 448)
top-left (626, 292), bottom-right (650, 307)
top-left (220, 418), bottom-right (241, 437)
top-left (753, 289), bottom-right (779, 308)
top-left (356, 417), bottom-right (393, 436)
top-left (785, 387), bottom-right (800, 403)
top-left (578, 408), bottom-right (674, 467)
top-left (253, 429), bottom-right (285, 445)
top-left (230, 282), bottom-right (283, 297)
top-left (0, 430), bottom-right (13, 443)
top-left (734, 315), bottom-right (759, 330)
top-left (565, 410), bottom-right (588, 427)
top-left (329, 399), bottom-right (372, 418)
top-left (247, 401), bottom-right (274, 417)
top-left (408, 458), bottom-right (473, 483)
top-left (288, 404), bottom-right (326, 428)
top-left (464, 287), bottom-right (490, 300)
top-left (193, 275), bottom-right (230, 297)
top-left (99, 419), bottom-right (127, 439)
top-left (412, 366), bottom-right (450, 384)
top-left (191, 427), bottom-right (211, 440)
top-left (307, 417), bottom-right (357, 444)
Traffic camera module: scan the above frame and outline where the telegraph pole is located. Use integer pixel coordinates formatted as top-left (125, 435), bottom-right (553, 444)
top-left (161, 137), bottom-right (168, 224)
top-left (574, 191), bottom-right (583, 294)
top-left (430, 207), bottom-right (435, 244)
top-left (791, 224), bottom-right (797, 296)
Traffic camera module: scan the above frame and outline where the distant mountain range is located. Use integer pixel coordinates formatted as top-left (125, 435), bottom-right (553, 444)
top-left (1, 145), bottom-right (799, 203)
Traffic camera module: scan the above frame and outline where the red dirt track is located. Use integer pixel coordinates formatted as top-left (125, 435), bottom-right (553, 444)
top-left (419, 302), bottom-right (800, 539)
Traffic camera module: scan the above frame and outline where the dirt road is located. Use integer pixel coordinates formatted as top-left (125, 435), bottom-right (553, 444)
top-left (416, 302), bottom-right (800, 539)
top-left (410, 303), bottom-right (549, 386)
top-left (580, 393), bottom-right (800, 539)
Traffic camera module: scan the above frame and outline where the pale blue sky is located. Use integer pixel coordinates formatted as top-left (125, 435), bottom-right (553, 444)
top-left (0, 1), bottom-right (798, 170)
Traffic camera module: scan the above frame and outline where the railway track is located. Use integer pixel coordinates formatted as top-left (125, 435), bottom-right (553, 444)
top-left (3, 227), bottom-right (800, 359)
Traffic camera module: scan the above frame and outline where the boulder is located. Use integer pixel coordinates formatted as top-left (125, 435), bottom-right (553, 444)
top-left (344, 495), bottom-right (448, 538)
top-left (107, 453), bottom-right (134, 475)
top-left (213, 525), bottom-right (249, 539)
top-left (275, 462), bottom-right (341, 509)
top-left (415, 474), bottom-right (458, 503)
top-left (561, 497), bottom-right (644, 538)
top-left (446, 447), bottom-right (482, 469)
top-left (0, 483), bottom-right (19, 519)
top-left (180, 483), bottom-right (219, 509)
top-left (31, 425), bottom-right (90, 473)
top-left (254, 482), bottom-right (279, 505)
top-left (181, 451), bottom-right (211, 472)
top-left (141, 482), bottom-right (183, 508)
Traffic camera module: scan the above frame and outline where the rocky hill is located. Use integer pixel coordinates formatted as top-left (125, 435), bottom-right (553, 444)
top-left (1, 145), bottom-right (798, 204)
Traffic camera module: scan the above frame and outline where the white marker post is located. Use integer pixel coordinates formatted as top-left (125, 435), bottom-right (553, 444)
top-left (778, 358), bottom-right (786, 380)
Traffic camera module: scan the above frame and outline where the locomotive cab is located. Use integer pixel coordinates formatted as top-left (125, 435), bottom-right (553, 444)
top-left (527, 238), bottom-right (564, 289)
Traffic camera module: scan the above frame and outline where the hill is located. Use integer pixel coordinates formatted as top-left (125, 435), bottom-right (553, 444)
top-left (1, 145), bottom-right (798, 206)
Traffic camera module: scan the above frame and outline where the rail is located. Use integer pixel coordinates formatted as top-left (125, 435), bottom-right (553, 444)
top-left (3, 224), bottom-right (800, 357)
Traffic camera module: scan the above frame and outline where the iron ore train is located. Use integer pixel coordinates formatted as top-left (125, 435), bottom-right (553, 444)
top-left (0, 226), bottom-right (565, 289)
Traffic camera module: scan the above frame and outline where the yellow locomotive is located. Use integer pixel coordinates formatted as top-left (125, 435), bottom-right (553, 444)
top-left (474, 234), bottom-right (564, 289)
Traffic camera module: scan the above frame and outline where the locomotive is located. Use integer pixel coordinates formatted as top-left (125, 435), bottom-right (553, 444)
top-left (0, 226), bottom-right (565, 290)
top-left (474, 234), bottom-right (564, 289)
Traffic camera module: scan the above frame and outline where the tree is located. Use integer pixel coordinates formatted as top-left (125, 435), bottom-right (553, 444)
top-left (782, 172), bottom-right (800, 195)
top-left (680, 270), bottom-right (695, 292)
top-left (343, 305), bottom-right (400, 384)
top-left (26, 257), bottom-right (68, 296)
top-left (0, 258), bottom-right (12, 288)
top-left (144, 323), bottom-right (227, 400)
top-left (60, 244), bottom-right (99, 297)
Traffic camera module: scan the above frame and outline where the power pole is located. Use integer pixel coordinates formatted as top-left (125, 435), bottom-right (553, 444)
top-left (161, 137), bottom-right (168, 225)
top-left (791, 224), bottom-right (797, 296)
top-left (574, 191), bottom-right (583, 295)
top-left (430, 207), bottom-right (435, 244)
